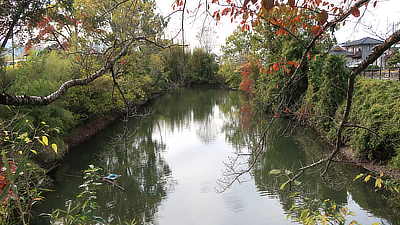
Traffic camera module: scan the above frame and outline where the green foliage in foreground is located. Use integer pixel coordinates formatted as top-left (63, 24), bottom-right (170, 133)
top-left (289, 197), bottom-right (359, 225)
top-left (42, 165), bottom-right (136, 225)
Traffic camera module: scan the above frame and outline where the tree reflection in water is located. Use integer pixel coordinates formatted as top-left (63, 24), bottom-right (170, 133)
top-left (95, 119), bottom-right (175, 224)
top-left (33, 87), bottom-right (396, 224)
top-left (217, 91), bottom-right (397, 223)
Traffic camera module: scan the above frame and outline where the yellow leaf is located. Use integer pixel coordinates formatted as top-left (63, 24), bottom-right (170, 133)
top-left (42, 136), bottom-right (48, 146)
top-left (18, 132), bottom-right (28, 139)
top-left (341, 207), bottom-right (348, 215)
top-left (375, 178), bottom-right (384, 188)
top-left (41, 121), bottom-right (46, 124)
top-left (353, 173), bottom-right (363, 181)
top-left (52, 143), bottom-right (58, 154)
top-left (372, 222), bottom-right (381, 225)
top-left (364, 175), bottom-right (371, 182)
top-left (26, 119), bottom-right (29, 123)
top-left (24, 137), bottom-right (30, 143)
top-left (31, 150), bottom-right (37, 154)
top-left (18, 151), bottom-right (22, 155)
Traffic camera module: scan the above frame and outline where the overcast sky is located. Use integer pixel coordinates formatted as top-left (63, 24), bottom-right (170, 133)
top-left (155, 0), bottom-right (400, 54)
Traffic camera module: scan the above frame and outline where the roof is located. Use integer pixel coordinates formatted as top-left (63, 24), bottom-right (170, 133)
top-left (342, 37), bottom-right (383, 47)
top-left (329, 46), bottom-right (355, 56)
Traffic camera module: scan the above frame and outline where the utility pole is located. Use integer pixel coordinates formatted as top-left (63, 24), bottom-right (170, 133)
top-left (397, 63), bottom-right (400, 81)
top-left (12, 27), bottom-right (14, 68)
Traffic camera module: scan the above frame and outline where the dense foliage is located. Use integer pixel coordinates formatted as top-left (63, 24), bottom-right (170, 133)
top-left (0, 0), bottom-right (220, 223)
top-left (349, 79), bottom-right (400, 164)
top-left (219, 18), bottom-right (400, 170)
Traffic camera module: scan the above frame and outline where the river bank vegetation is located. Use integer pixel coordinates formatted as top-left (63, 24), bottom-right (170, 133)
top-left (1, 0), bottom-right (400, 224)
top-left (0, 0), bottom-right (220, 223)
top-left (219, 15), bottom-right (400, 169)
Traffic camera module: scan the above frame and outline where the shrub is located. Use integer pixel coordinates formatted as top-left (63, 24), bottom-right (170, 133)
top-left (349, 79), bottom-right (400, 163)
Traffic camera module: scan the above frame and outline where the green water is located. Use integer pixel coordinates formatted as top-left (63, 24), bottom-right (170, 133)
top-left (33, 87), bottom-right (395, 224)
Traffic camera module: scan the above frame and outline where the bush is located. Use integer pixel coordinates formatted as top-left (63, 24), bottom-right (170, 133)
top-left (366, 65), bottom-right (380, 70)
top-left (349, 79), bottom-right (400, 163)
top-left (304, 54), bottom-right (350, 141)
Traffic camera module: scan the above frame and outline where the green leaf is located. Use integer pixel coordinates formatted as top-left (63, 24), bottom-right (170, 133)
top-left (2, 151), bottom-right (12, 179)
top-left (285, 170), bottom-right (292, 175)
top-left (12, 157), bottom-right (27, 182)
top-left (294, 180), bottom-right (302, 186)
top-left (0, 183), bottom-right (11, 203)
top-left (270, 169), bottom-right (281, 175)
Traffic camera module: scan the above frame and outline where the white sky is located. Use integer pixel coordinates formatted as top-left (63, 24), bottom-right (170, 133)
top-left (154, 0), bottom-right (400, 54)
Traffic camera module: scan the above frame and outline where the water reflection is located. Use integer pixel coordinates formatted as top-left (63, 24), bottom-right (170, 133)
top-left (95, 122), bottom-right (175, 224)
top-left (33, 87), bottom-right (396, 225)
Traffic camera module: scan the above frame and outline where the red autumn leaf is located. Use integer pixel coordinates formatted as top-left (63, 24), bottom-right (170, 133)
top-left (307, 52), bottom-right (311, 59)
top-left (312, 25), bottom-right (323, 36)
top-left (284, 108), bottom-right (289, 112)
top-left (274, 112), bottom-right (278, 118)
top-left (275, 84), bottom-right (278, 89)
top-left (351, 7), bottom-right (360, 17)
top-left (121, 60), bottom-right (126, 65)
top-left (302, 108), bottom-right (306, 115)
top-left (373, 1), bottom-right (377, 8)
top-left (77, 57), bottom-right (81, 60)
top-left (262, 0), bottom-right (274, 11)
top-left (318, 10), bottom-right (328, 25)
top-left (288, 0), bottom-right (295, 8)
top-left (286, 68), bottom-right (290, 74)
top-left (260, 120), bottom-right (263, 124)
top-left (259, 67), bottom-right (262, 74)
top-left (273, 62), bottom-right (279, 71)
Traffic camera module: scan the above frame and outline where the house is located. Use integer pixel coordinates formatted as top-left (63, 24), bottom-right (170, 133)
top-left (329, 45), bottom-right (355, 66)
top-left (342, 37), bottom-right (383, 67)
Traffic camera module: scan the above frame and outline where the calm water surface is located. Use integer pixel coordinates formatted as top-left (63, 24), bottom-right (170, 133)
top-left (34, 87), bottom-right (395, 224)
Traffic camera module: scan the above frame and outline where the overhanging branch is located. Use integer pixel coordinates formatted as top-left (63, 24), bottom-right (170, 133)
top-left (0, 38), bottom-right (134, 106)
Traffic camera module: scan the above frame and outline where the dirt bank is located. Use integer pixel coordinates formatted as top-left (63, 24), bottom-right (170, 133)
top-left (64, 90), bottom-right (170, 149)
top-left (340, 146), bottom-right (400, 181)
top-left (65, 113), bottom-right (121, 148)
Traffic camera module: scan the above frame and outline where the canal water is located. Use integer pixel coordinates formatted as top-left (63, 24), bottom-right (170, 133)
top-left (34, 87), bottom-right (395, 224)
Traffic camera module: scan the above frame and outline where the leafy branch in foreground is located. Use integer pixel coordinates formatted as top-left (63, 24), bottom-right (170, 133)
top-left (41, 165), bottom-right (136, 225)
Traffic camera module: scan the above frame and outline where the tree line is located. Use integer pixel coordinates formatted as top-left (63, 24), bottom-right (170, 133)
top-left (0, 0), bottom-right (218, 223)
